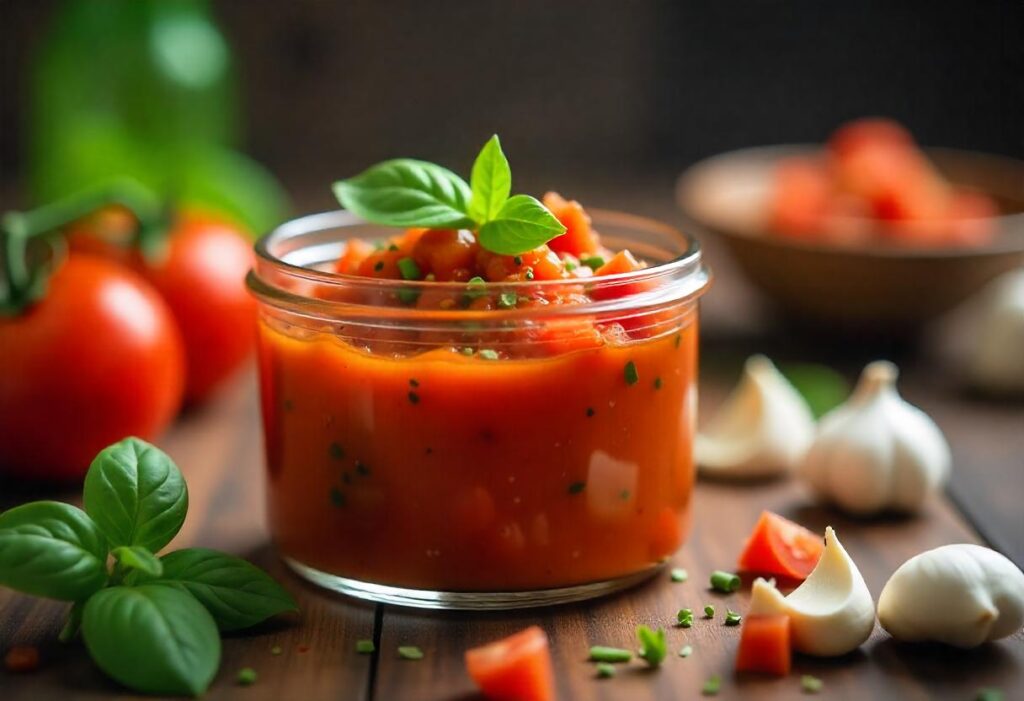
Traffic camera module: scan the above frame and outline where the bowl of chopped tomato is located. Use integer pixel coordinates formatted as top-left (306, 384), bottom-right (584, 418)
top-left (248, 178), bottom-right (710, 608)
top-left (677, 118), bottom-right (1024, 334)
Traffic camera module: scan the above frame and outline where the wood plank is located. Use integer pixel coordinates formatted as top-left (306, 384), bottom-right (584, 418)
top-left (1, 376), bottom-right (376, 701)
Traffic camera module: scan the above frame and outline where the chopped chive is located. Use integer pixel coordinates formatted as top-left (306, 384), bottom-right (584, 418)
top-left (283, 399), bottom-right (294, 412)
top-left (589, 646), bottom-right (632, 663)
top-left (513, 255), bottom-right (523, 266)
top-left (342, 472), bottom-right (352, 485)
top-left (725, 610), bottom-right (742, 626)
top-left (356, 640), bottom-right (375, 654)
top-left (670, 567), bottom-right (688, 583)
top-left (678, 644), bottom-right (693, 658)
top-left (397, 257), bottom-right (422, 280)
top-left (564, 260), bottom-right (577, 271)
top-left (581, 255), bottom-right (605, 269)
top-left (479, 349), bottom-right (499, 360)
top-left (702, 675), bottom-right (721, 695)
top-left (568, 481), bottom-right (586, 495)
top-left (654, 377), bottom-right (663, 390)
top-left (388, 243), bottom-right (399, 252)
top-left (373, 260), bottom-right (385, 272)
top-left (674, 333), bottom-right (681, 348)
top-left (396, 287), bottom-right (420, 305)
top-left (397, 646), bottom-right (423, 660)
top-left (676, 608), bottom-right (694, 627)
top-left (595, 662), bottom-right (616, 678)
top-left (355, 460), bottom-right (370, 476)
top-left (409, 378), bottom-right (419, 387)
top-left (704, 604), bottom-right (715, 618)
top-left (328, 442), bottom-right (345, 460)
top-left (465, 276), bottom-right (487, 300)
top-left (585, 407), bottom-right (595, 417)
top-left (460, 347), bottom-right (475, 356)
top-left (424, 273), bottom-right (436, 281)
top-left (636, 625), bottom-right (667, 667)
top-left (801, 675), bottom-right (824, 694)
top-left (329, 488), bottom-right (345, 507)
top-left (525, 268), bottom-right (535, 280)
top-left (271, 645), bottom-right (282, 656)
top-left (408, 391), bottom-right (420, 405)
top-left (498, 292), bottom-right (518, 308)
top-left (710, 570), bottom-right (741, 593)
top-left (237, 667), bottom-right (257, 686)
top-left (619, 489), bottom-right (631, 500)
top-left (624, 361), bottom-right (639, 386)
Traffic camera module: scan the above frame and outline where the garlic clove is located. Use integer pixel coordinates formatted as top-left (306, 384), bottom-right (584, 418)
top-left (970, 269), bottom-right (1024, 394)
top-left (799, 361), bottom-right (950, 516)
top-left (748, 527), bottom-right (875, 656)
top-left (697, 355), bottom-right (815, 480)
top-left (878, 544), bottom-right (1024, 648)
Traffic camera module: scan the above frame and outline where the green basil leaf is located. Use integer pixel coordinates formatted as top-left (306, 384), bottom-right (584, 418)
top-left (157, 548), bottom-right (297, 631)
top-left (112, 545), bottom-right (164, 578)
top-left (468, 134), bottom-right (511, 223)
top-left (82, 584), bottom-right (220, 697)
top-left (83, 437), bottom-right (188, 553)
top-left (0, 501), bottom-right (107, 601)
top-left (477, 194), bottom-right (567, 255)
top-left (333, 159), bottom-right (474, 228)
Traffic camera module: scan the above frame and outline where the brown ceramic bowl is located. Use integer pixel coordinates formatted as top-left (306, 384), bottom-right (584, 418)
top-left (676, 145), bottom-right (1024, 334)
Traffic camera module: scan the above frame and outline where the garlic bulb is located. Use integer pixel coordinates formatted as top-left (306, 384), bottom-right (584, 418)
top-left (878, 544), bottom-right (1024, 648)
top-left (799, 361), bottom-right (950, 515)
top-left (970, 269), bottom-right (1024, 394)
top-left (696, 355), bottom-right (815, 479)
top-left (748, 526), bottom-right (876, 656)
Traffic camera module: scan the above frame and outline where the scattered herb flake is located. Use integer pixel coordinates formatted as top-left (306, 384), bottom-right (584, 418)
top-left (373, 260), bottom-right (385, 272)
top-left (525, 268), bottom-right (535, 280)
top-left (513, 256), bottom-right (523, 266)
top-left (465, 276), bottom-right (487, 300)
top-left (670, 567), bottom-right (688, 583)
top-left (624, 361), bottom-right (639, 386)
top-left (619, 489), bottom-right (631, 501)
top-left (329, 488), bottom-right (346, 507)
top-left (589, 646), bottom-right (632, 663)
top-left (704, 604), bottom-right (715, 618)
top-left (356, 640), bottom-right (375, 654)
top-left (388, 244), bottom-right (399, 252)
top-left (674, 333), bottom-right (681, 348)
top-left (802, 675), bottom-right (824, 694)
top-left (636, 626), bottom-right (667, 667)
top-left (725, 610), bottom-right (742, 626)
top-left (409, 378), bottom-right (419, 387)
top-left (271, 646), bottom-right (282, 656)
top-left (237, 667), bottom-right (257, 686)
top-left (710, 570), bottom-right (741, 593)
top-left (568, 481), bottom-right (586, 495)
top-left (397, 257), bottom-right (422, 280)
top-left (396, 288), bottom-right (420, 305)
top-left (342, 472), bottom-right (352, 485)
top-left (586, 407), bottom-right (595, 418)
top-left (678, 644), bottom-right (693, 658)
top-left (329, 442), bottom-right (345, 460)
top-left (479, 349), bottom-right (499, 360)
top-left (460, 347), bottom-right (474, 356)
top-left (702, 675), bottom-right (721, 695)
top-left (677, 608), bottom-right (694, 627)
top-left (355, 461), bottom-right (370, 476)
top-left (498, 292), bottom-right (518, 308)
top-left (397, 646), bottom-right (423, 661)
top-left (408, 391), bottom-right (420, 405)
top-left (581, 255), bottom-right (605, 269)
top-left (654, 377), bottom-right (663, 390)
top-left (596, 662), bottom-right (616, 678)
top-left (283, 399), bottom-right (295, 412)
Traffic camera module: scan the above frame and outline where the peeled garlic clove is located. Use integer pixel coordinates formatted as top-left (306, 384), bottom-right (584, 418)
top-left (878, 544), bottom-right (1024, 648)
top-left (697, 355), bottom-right (815, 479)
top-left (799, 361), bottom-right (950, 516)
top-left (970, 269), bottom-right (1024, 394)
top-left (748, 526), bottom-right (875, 656)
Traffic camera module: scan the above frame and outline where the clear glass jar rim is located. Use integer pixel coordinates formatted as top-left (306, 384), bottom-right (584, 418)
top-left (249, 209), bottom-right (711, 321)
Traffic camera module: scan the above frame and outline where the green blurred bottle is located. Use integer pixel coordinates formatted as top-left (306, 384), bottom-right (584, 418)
top-left (29, 0), bottom-right (288, 235)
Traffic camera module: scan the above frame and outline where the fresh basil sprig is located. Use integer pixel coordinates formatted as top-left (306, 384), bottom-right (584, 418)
top-left (0, 437), bottom-right (297, 697)
top-left (333, 134), bottom-right (566, 255)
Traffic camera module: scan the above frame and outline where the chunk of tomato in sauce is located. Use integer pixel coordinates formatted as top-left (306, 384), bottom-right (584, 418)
top-left (737, 511), bottom-right (823, 581)
top-left (412, 228), bottom-right (479, 281)
top-left (356, 249), bottom-right (406, 279)
top-left (465, 626), bottom-right (555, 701)
top-left (335, 238), bottom-right (375, 275)
top-left (477, 246), bottom-right (567, 282)
top-left (543, 191), bottom-right (599, 256)
top-left (735, 615), bottom-right (791, 676)
top-left (591, 250), bottom-right (651, 300)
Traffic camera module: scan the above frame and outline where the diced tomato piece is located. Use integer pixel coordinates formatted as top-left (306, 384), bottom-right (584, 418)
top-left (412, 228), bottom-right (479, 281)
top-left (395, 227), bottom-right (430, 254)
top-left (336, 238), bottom-right (375, 274)
top-left (477, 247), bottom-right (567, 282)
top-left (735, 615), bottom-right (791, 676)
top-left (827, 118), bottom-right (913, 159)
top-left (737, 511), bottom-right (824, 580)
top-left (356, 249), bottom-right (406, 279)
top-left (591, 250), bottom-right (652, 303)
top-left (769, 158), bottom-right (832, 238)
top-left (465, 626), bottom-right (554, 701)
top-left (543, 191), bottom-right (599, 256)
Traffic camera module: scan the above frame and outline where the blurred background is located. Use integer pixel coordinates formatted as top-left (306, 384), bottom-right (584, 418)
top-left (2, 0), bottom-right (1022, 214)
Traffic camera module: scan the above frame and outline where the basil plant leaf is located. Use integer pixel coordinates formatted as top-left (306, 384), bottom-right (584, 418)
top-left (477, 194), bottom-right (567, 255)
top-left (158, 548), bottom-right (298, 631)
top-left (0, 501), bottom-right (108, 601)
top-left (83, 437), bottom-right (188, 553)
top-left (112, 545), bottom-right (164, 579)
top-left (468, 134), bottom-right (511, 223)
top-left (82, 584), bottom-right (220, 697)
top-left (333, 159), bottom-right (474, 229)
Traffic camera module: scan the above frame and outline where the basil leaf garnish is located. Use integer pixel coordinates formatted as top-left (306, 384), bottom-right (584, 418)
top-left (0, 501), bottom-right (107, 601)
top-left (477, 194), bottom-right (567, 255)
top-left (82, 584), bottom-right (220, 697)
top-left (158, 548), bottom-right (298, 631)
top-left (83, 437), bottom-right (188, 553)
top-left (333, 159), bottom-right (474, 228)
top-left (468, 134), bottom-right (511, 223)
top-left (112, 545), bottom-right (163, 578)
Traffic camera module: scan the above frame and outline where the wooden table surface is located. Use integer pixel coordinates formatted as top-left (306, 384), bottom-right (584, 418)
top-left (2, 176), bottom-right (1023, 700)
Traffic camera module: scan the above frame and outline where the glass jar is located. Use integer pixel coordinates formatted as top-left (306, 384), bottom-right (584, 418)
top-left (247, 209), bottom-right (711, 609)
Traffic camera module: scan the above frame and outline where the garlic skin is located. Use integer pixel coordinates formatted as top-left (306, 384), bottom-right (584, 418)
top-left (696, 355), bottom-right (815, 479)
top-left (970, 270), bottom-right (1024, 394)
top-left (799, 361), bottom-right (950, 515)
top-left (748, 526), bottom-right (875, 656)
top-left (878, 544), bottom-right (1024, 648)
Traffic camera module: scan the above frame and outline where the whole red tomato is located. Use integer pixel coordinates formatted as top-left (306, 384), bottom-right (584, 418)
top-left (0, 255), bottom-right (185, 481)
top-left (69, 211), bottom-right (256, 403)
